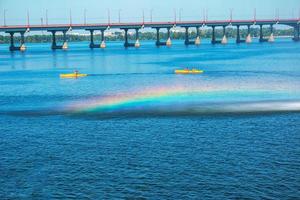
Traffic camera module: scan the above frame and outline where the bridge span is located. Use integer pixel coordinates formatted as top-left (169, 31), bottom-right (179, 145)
top-left (0, 18), bottom-right (299, 51)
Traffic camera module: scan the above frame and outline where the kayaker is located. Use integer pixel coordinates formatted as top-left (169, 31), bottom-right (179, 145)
top-left (71, 70), bottom-right (78, 78)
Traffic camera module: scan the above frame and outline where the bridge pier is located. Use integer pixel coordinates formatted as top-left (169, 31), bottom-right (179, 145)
top-left (211, 26), bottom-right (216, 44)
top-left (7, 31), bottom-right (26, 52)
top-left (268, 24), bottom-right (275, 42)
top-left (236, 25), bottom-right (245, 43)
top-left (62, 31), bottom-right (68, 49)
top-left (166, 28), bottom-right (172, 46)
top-left (155, 28), bottom-right (161, 46)
top-left (184, 27), bottom-right (190, 45)
top-left (221, 26), bottom-right (228, 44)
top-left (100, 30), bottom-right (106, 48)
top-left (50, 30), bottom-right (68, 50)
top-left (195, 27), bottom-right (201, 45)
top-left (89, 30), bottom-right (95, 48)
top-left (20, 32), bottom-right (26, 51)
top-left (184, 27), bottom-right (201, 45)
top-left (155, 27), bottom-right (172, 47)
top-left (246, 25), bottom-right (252, 43)
top-left (211, 26), bottom-right (221, 44)
top-left (134, 29), bottom-right (140, 48)
top-left (259, 25), bottom-right (268, 43)
top-left (293, 24), bottom-right (300, 41)
top-left (89, 29), bottom-right (106, 48)
top-left (123, 28), bottom-right (139, 48)
top-left (124, 29), bottom-right (131, 47)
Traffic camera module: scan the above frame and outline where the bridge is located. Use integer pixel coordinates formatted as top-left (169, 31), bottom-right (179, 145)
top-left (0, 18), bottom-right (299, 51)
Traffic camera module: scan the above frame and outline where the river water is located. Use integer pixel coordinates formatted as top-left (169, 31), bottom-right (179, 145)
top-left (0, 39), bottom-right (300, 199)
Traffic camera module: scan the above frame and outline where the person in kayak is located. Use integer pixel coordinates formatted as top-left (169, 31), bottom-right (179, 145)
top-left (74, 70), bottom-right (79, 77)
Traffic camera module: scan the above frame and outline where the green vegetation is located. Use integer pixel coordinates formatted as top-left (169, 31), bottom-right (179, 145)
top-left (0, 28), bottom-right (294, 44)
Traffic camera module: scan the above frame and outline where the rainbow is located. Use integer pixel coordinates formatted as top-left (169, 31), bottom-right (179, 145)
top-left (65, 86), bottom-right (203, 113)
top-left (62, 85), bottom-right (278, 114)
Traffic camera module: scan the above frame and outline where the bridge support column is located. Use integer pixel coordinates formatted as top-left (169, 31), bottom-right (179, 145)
top-left (236, 25), bottom-right (246, 43)
top-left (9, 32), bottom-right (15, 51)
top-left (211, 26), bottom-right (216, 44)
top-left (155, 28), bottom-right (160, 46)
top-left (184, 27), bottom-right (190, 45)
top-left (123, 29), bottom-right (134, 48)
top-left (62, 31), bottom-right (68, 50)
top-left (8, 32), bottom-right (26, 52)
top-left (135, 29), bottom-right (140, 48)
top-left (221, 26), bottom-right (227, 44)
top-left (89, 29), bottom-right (106, 49)
top-left (246, 25), bottom-right (252, 43)
top-left (51, 31), bottom-right (57, 49)
top-left (268, 24), bottom-right (275, 42)
top-left (50, 30), bottom-right (68, 50)
top-left (100, 29), bottom-right (106, 48)
top-left (9, 32), bottom-right (19, 51)
top-left (166, 27), bottom-right (172, 47)
top-left (293, 25), bottom-right (300, 42)
top-left (155, 27), bottom-right (171, 47)
top-left (185, 27), bottom-right (199, 45)
top-left (89, 30), bottom-right (95, 48)
top-left (236, 25), bottom-right (241, 43)
top-left (20, 32), bottom-right (26, 51)
top-left (259, 25), bottom-right (263, 42)
top-left (259, 25), bottom-right (267, 43)
top-left (124, 29), bottom-right (129, 47)
top-left (195, 27), bottom-right (201, 45)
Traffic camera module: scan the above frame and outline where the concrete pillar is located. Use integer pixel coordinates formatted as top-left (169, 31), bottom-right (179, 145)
top-left (268, 24), bottom-right (275, 42)
top-left (135, 28), bottom-right (140, 48)
top-left (246, 25), bottom-right (252, 43)
top-left (298, 25), bottom-right (300, 41)
top-left (9, 32), bottom-right (15, 51)
top-left (211, 26), bottom-right (216, 44)
top-left (184, 27), bottom-right (189, 45)
top-left (8, 32), bottom-right (26, 51)
top-left (293, 25), bottom-right (300, 41)
top-left (259, 25), bottom-right (264, 42)
top-left (221, 26), bottom-right (227, 44)
top-left (62, 31), bottom-right (68, 50)
top-left (20, 32), bottom-right (26, 51)
top-left (195, 27), bottom-right (201, 45)
top-left (89, 30), bottom-right (94, 48)
top-left (51, 31), bottom-right (57, 49)
top-left (155, 28), bottom-right (160, 46)
top-left (166, 28), bottom-right (171, 46)
top-left (124, 29), bottom-right (129, 47)
top-left (236, 25), bottom-right (241, 43)
top-left (100, 29), bottom-right (106, 48)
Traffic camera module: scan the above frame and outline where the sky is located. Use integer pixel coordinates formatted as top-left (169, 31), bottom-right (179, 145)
top-left (0, 0), bottom-right (299, 25)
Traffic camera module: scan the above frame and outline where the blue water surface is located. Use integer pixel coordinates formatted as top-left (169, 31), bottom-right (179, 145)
top-left (0, 39), bottom-right (300, 199)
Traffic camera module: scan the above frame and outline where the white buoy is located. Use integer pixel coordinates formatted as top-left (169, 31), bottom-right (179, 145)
top-left (268, 33), bottom-right (275, 42)
top-left (166, 37), bottom-right (172, 47)
top-left (20, 44), bottom-right (26, 51)
top-left (134, 39), bottom-right (140, 48)
top-left (62, 42), bottom-right (68, 50)
top-left (246, 34), bottom-right (252, 43)
top-left (221, 35), bottom-right (228, 44)
top-left (100, 41), bottom-right (106, 48)
top-left (195, 36), bottom-right (201, 45)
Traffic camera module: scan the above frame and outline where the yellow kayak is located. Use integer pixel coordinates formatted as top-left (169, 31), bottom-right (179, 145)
top-left (60, 73), bottom-right (88, 78)
top-left (175, 69), bottom-right (204, 74)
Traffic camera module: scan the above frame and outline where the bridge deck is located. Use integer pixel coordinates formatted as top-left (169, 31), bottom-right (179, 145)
top-left (0, 19), bottom-right (299, 32)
